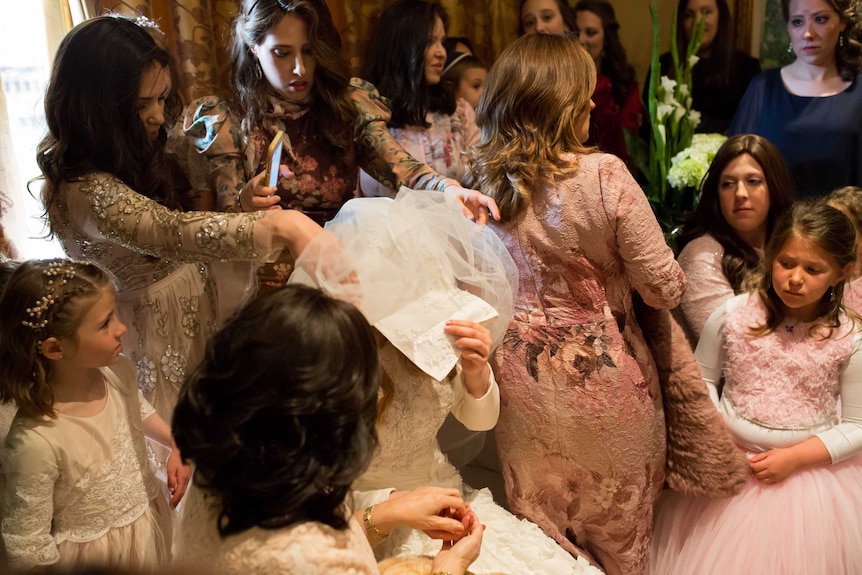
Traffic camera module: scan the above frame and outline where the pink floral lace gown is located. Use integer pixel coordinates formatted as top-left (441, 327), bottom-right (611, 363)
top-left (491, 153), bottom-right (685, 575)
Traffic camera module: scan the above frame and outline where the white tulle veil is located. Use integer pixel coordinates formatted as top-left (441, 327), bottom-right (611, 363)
top-left (290, 187), bottom-right (518, 381)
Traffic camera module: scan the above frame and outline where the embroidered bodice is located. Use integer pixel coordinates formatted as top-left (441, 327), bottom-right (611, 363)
top-left (353, 343), bottom-right (498, 492)
top-left (2, 358), bottom-right (157, 568)
top-left (49, 173), bottom-right (268, 292)
top-left (722, 296), bottom-right (854, 429)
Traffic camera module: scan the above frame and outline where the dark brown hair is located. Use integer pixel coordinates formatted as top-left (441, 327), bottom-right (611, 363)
top-left (232, 0), bottom-right (358, 150)
top-left (679, 134), bottom-right (795, 293)
top-left (751, 201), bottom-right (857, 336)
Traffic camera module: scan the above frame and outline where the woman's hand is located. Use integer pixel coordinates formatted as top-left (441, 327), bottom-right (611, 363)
top-left (431, 509), bottom-right (485, 575)
top-left (238, 165), bottom-right (294, 212)
top-left (445, 319), bottom-right (492, 398)
top-left (444, 185), bottom-right (500, 226)
top-left (166, 444), bottom-right (193, 508)
top-left (366, 487), bottom-right (469, 543)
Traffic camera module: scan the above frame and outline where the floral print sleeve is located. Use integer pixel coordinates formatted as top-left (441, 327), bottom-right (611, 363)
top-left (598, 154), bottom-right (686, 308)
top-left (349, 78), bottom-right (459, 193)
top-left (61, 173), bottom-right (272, 263)
top-left (183, 97), bottom-right (247, 211)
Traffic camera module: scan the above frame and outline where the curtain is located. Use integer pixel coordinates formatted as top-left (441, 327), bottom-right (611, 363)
top-left (94, 0), bottom-right (520, 102)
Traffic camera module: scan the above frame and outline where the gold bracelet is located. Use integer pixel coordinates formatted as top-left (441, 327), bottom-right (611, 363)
top-left (430, 572), bottom-right (453, 575)
top-left (362, 505), bottom-right (389, 545)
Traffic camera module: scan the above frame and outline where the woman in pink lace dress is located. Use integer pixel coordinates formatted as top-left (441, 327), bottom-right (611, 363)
top-left (465, 34), bottom-right (685, 575)
top-left (676, 134), bottom-right (794, 344)
top-left (651, 202), bottom-right (862, 574)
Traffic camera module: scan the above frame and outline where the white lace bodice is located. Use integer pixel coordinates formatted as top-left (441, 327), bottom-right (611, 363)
top-left (175, 484), bottom-right (380, 575)
top-left (2, 358), bottom-right (158, 568)
top-left (353, 343), bottom-right (498, 491)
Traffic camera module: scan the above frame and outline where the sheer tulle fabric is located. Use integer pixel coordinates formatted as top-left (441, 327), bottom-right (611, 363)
top-left (291, 188), bottom-right (518, 361)
top-left (650, 453), bottom-right (862, 575)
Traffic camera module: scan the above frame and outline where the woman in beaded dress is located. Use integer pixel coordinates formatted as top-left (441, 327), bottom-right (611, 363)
top-left (37, 16), bottom-right (323, 419)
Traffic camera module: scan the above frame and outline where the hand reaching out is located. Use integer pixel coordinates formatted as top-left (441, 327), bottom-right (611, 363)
top-left (444, 186), bottom-right (500, 226)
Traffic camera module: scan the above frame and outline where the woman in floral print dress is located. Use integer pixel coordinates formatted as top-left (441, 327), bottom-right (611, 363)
top-left (465, 34), bottom-right (685, 575)
top-left (184, 0), bottom-right (496, 288)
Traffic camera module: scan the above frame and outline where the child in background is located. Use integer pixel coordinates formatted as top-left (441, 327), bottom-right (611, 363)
top-left (0, 259), bottom-right (191, 570)
top-left (442, 51), bottom-right (488, 112)
top-left (826, 186), bottom-right (862, 310)
top-left (650, 202), bottom-right (862, 574)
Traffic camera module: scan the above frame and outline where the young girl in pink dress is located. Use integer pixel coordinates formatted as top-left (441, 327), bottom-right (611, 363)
top-left (0, 259), bottom-right (191, 570)
top-left (650, 201), bottom-right (862, 575)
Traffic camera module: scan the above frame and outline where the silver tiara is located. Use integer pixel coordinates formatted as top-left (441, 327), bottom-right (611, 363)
top-left (21, 262), bottom-right (78, 330)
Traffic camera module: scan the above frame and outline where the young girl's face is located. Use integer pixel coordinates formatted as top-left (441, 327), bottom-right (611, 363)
top-left (424, 16), bottom-right (447, 86)
top-left (521, 0), bottom-right (569, 35)
top-left (456, 67), bottom-right (487, 110)
top-left (138, 63), bottom-right (171, 142)
top-left (772, 233), bottom-right (848, 321)
top-left (253, 14), bottom-right (317, 103)
top-left (61, 288), bottom-right (127, 369)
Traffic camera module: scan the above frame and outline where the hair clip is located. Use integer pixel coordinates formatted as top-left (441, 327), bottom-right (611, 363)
top-left (134, 14), bottom-right (161, 30)
top-left (20, 262), bottom-right (78, 332)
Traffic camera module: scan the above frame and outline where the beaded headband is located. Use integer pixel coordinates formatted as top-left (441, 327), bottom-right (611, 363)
top-left (21, 261), bottom-right (79, 331)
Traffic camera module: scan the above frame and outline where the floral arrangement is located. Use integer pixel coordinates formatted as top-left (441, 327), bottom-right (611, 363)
top-left (626, 2), bottom-right (705, 233)
top-left (667, 133), bottom-right (727, 192)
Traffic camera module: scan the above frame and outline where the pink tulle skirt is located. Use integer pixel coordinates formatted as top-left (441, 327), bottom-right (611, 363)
top-left (55, 495), bottom-right (172, 570)
top-left (650, 453), bottom-right (862, 575)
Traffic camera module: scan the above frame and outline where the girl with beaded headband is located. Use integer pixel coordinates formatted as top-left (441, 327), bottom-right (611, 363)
top-left (37, 14), bottom-right (328, 419)
top-left (0, 258), bottom-right (191, 569)
top-left (651, 201), bottom-right (862, 574)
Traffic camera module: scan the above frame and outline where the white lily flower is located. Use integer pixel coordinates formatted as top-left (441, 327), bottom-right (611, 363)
top-left (689, 54), bottom-right (700, 67)
top-left (687, 109), bottom-right (702, 127)
top-left (660, 75), bottom-right (677, 95)
top-left (657, 103), bottom-right (674, 121)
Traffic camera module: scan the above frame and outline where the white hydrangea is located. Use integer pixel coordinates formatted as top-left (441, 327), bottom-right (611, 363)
top-left (667, 133), bottom-right (727, 190)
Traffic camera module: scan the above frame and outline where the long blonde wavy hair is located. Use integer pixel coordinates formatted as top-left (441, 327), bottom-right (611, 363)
top-left (464, 33), bottom-right (596, 223)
